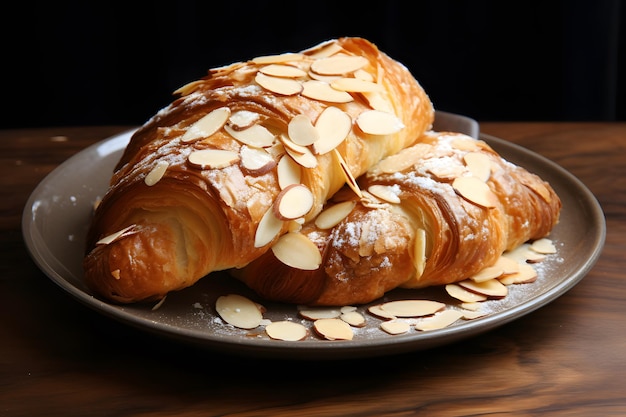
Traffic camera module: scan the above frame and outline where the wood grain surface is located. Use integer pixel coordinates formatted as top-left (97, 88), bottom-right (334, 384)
top-left (1, 123), bottom-right (624, 416)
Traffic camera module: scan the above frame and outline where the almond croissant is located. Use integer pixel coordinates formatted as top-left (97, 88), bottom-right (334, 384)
top-left (83, 37), bottom-right (434, 303)
top-left (232, 131), bottom-right (562, 306)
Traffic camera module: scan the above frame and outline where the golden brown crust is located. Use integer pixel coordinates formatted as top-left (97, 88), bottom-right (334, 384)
top-left (83, 37), bottom-right (434, 303)
top-left (233, 131), bottom-right (562, 306)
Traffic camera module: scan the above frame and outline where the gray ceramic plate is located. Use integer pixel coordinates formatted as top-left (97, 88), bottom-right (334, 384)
top-left (22, 113), bottom-right (605, 360)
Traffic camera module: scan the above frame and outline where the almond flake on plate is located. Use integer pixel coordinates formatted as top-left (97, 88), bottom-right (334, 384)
top-left (340, 310), bottom-right (366, 327)
top-left (530, 238), bottom-right (557, 254)
top-left (299, 307), bottom-right (342, 320)
top-left (445, 283), bottom-right (489, 303)
top-left (265, 320), bottom-right (309, 341)
top-left (458, 278), bottom-right (508, 298)
top-left (215, 294), bottom-right (264, 329)
top-left (498, 262), bottom-right (538, 285)
top-left (414, 309), bottom-right (464, 331)
top-left (313, 318), bottom-right (354, 340)
top-left (378, 299), bottom-right (446, 317)
top-left (380, 320), bottom-right (411, 335)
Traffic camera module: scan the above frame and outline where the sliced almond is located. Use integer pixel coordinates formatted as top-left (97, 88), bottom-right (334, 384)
top-left (281, 134), bottom-right (318, 168)
top-left (460, 309), bottom-right (488, 320)
top-left (413, 228), bottom-right (427, 279)
top-left (445, 283), bottom-right (489, 303)
top-left (271, 232), bottom-right (322, 270)
top-left (313, 318), bottom-right (354, 340)
top-left (460, 302), bottom-right (482, 311)
top-left (414, 309), bottom-right (464, 331)
top-left (144, 160), bottom-right (169, 186)
top-left (276, 154), bottom-right (301, 189)
top-left (367, 184), bottom-right (400, 204)
top-left (354, 68), bottom-right (375, 82)
top-left (299, 307), bottom-right (342, 320)
top-left (228, 110), bottom-right (261, 131)
top-left (340, 311), bottom-right (366, 327)
top-left (252, 52), bottom-right (304, 64)
top-left (254, 206), bottom-right (283, 248)
top-left (310, 55), bottom-right (368, 75)
top-left (530, 238), bottom-right (556, 254)
top-left (215, 294), bottom-right (263, 329)
top-left (188, 149), bottom-right (240, 169)
top-left (302, 40), bottom-right (344, 59)
top-left (307, 71), bottom-right (342, 83)
top-left (181, 107), bottom-right (231, 143)
top-left (452, 176), bottom-right (499, 208)
top-left (312, 106), bottom-right (352, 155)
top-left (463, 152), bottom-right (492, 182)
top-left (240, 146), bottom-right (276, 175)
top-left (301, 80), bottom-right (354, 103)
top-left (504, 243), bottom-right (546, 263)
top-left (372, 144), bottom-right (429, 174)
top-left (255, 72), bottom-right (303, 96)
top-left (288, 114), bottom-right (319, 146)
top-left (96, 224), bottom-right (137, 246)
top-left (458, 278), bottom-right (508, 298)
top-left (362, 91), bottom-right (395, 113)
top-left (380, 320), bottom-right (410, 335)
top-left (356, 110), bottom-right (404, 135)
top-left (498, 263), bottom-right (538, 285)
top-left (334, 149), bottom-right (362, 198)
top-left (259, 64), bottom-right (307, 78)
top-left (314, 200), bottom-right (356, 229)
top-left (330, 77), bottom-right (382, 93)
top-left (224, 123), bottom-right (275, 148)
top-left (273, 184), bottom-right (314, 220)
top-left (379, 299), bottom-right (446, 317)
top-left (470, 264), bottom-right (504, 283)
top-left (367, 304), bottom-right (397, 320)
top-left (265, 320), bottom-right (308, 341)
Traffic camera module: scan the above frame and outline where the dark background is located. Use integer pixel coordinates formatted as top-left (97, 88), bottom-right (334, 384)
top-left (3, 0), bottom-right (625, 128)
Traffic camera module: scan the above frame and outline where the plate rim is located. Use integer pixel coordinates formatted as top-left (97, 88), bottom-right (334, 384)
top-left (21, 118), bottom-right (606, 360)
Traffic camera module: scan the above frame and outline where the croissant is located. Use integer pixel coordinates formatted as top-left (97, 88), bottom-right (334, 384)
top-left (232, 131), bottom-right (562, 306)
top-left (83, 37), bottom-right (434, 303)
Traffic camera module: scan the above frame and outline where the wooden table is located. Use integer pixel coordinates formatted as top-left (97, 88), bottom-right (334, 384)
top-left (1, 123), bottom-right (624, 416)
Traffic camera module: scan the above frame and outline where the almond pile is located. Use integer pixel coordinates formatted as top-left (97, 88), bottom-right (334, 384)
top-left (212, 237), bottom-right (556, 341)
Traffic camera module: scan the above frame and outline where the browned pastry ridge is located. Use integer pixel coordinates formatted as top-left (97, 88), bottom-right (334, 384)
top-left (83, 37), bottom-right (434, 303)
top-left (231, 131), bottom-right (562, 306)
